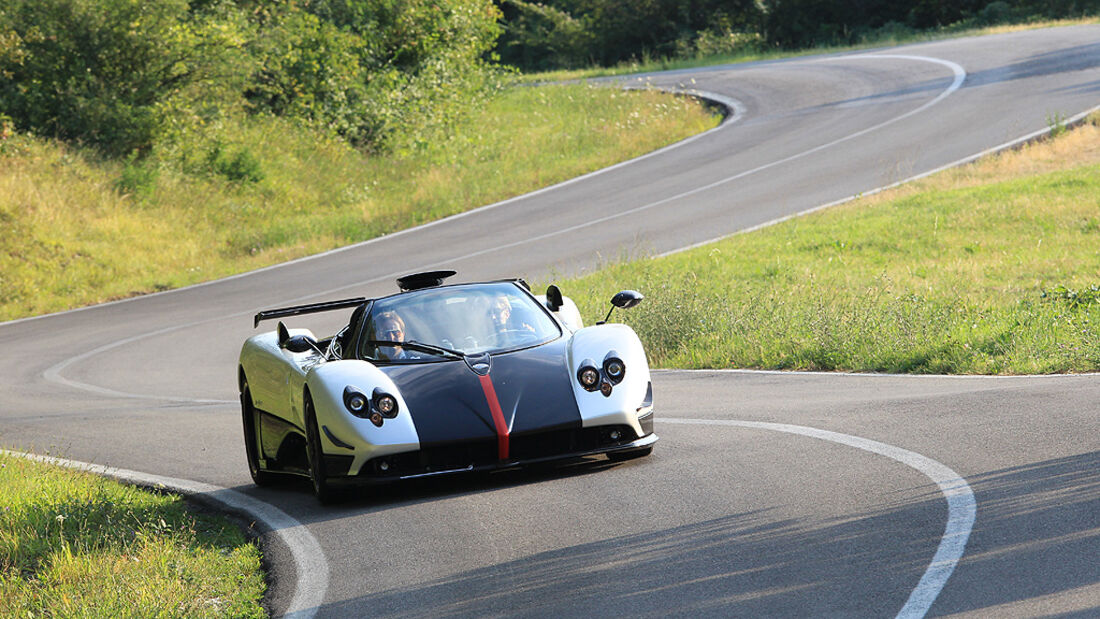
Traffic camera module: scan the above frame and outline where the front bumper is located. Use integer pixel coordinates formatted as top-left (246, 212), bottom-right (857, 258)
top-left (327, 426), bottom-right (658, 486)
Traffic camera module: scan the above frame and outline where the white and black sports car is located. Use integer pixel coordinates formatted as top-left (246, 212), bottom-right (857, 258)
top-left (238, 271), bottom-right (655, 502)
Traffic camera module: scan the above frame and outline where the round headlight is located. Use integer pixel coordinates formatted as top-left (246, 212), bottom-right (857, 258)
top-left (344, 387), bottom-right (369, 417)
top-left (604, 358), bottom-right (625, 382)
top-left (578, 366), bottom-right (600, 390)
top-left (377, 394), bottom-right (397, 417)
top-left (372, 388), bottom-right (399, 418)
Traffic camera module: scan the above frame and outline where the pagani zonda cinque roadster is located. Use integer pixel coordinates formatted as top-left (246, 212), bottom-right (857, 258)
top-left (238, 270), bottom-right (655, 502)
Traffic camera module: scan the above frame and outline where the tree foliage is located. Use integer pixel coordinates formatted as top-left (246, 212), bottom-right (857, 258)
top-left (0, 0), bottom-right (247, 156)
top-left (0, 0), bottom-right (502, 155)
top-left (497, 0), bottom-right (764, 69)
top-left (495, 0), bottom-right (1100, 70)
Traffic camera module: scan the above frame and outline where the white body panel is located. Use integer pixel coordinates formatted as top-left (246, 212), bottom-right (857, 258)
top-left (305, 361), bottom-right (420, 475)
top-left (241, 331), bottom-right (423, 476)
top-left (539, 294), bottom-right (584, 333)
top-left (240, 328), bottom-right (320, 427)
top-left (567, 324), bottom-right (651, 437)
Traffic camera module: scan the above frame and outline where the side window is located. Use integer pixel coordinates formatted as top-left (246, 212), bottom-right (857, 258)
top-left (341, 303), bottom-right (368, 359)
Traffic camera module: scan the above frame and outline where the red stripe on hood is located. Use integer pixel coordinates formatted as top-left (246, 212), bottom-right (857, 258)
top-left (478, 374), bottom-right (509, 460)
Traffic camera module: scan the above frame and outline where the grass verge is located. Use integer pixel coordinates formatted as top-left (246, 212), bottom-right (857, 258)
top-left (0, 451), bottom-right (266, 617)
top-left (525, 17), bottom-right (1099, 83)
top-left (555, 115), bottom-right (1100, 374)
top-left (0, 84), bottom-right (718, 322)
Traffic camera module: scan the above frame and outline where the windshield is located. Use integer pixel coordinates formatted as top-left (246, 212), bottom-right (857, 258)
top-left (357, 282), bottom-right (561, 362)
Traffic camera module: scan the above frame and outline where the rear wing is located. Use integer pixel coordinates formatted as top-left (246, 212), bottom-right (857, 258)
top-left (253, 297), bottom-right (367, 328)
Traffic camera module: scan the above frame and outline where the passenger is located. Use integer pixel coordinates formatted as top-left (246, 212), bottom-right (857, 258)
top-left (488, 294), bottom-right (535, 344)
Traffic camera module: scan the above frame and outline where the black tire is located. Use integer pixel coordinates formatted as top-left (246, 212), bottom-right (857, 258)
top-left (304, 394), bottom-right (338, 504)
top-left (607, 446), bottom-right (653, 462)
top-left (240, 382), bottom-right (276, 486)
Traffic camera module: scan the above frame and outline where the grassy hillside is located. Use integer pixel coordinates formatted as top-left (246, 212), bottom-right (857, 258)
top-left (0, 84), bottom-right (718, 321)
top-left (0, 452), bottom-right (265, 617)
top-left (557, 116), bottom-right (1100, 374)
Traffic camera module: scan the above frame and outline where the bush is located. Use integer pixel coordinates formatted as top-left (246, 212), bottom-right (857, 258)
top-left (207, 143), bottom-right (264, 183)
top-left (244, 7), bottom-right (371, 142)
top-left (975, 1), bottom-right (1015, 25)
top-left (691, 29), bottom-right (765, 58)
top-left (0, 0), bottom-right (248, 156)
top-left (498, 0), bottom-right (594, 71)
top-left (115, 154), bottom-right (159, 196)
top-left (299, 0), bottom-right (505, 151)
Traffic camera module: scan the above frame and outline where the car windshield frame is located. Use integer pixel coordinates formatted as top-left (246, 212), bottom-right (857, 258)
top-left (354, 281), bottom-right (562, 363)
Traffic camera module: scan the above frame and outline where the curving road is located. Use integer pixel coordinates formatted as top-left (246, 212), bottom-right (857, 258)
top-left (3, 26), bottom-right (1100, 617)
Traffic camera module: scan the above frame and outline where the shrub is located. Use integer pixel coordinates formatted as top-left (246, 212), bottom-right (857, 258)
top-left (976, 1), bottom-right (1015, 25)
top-left (207, 143), bottom-right (264, 183)
top-left (115, 154), bottom-right (159, 196)
top-left (244, 7), bottom-right (372, 142)
top-left (497, 0), bottom-right (595, 70)
top-left (0, 0), bottom-right (248, 156)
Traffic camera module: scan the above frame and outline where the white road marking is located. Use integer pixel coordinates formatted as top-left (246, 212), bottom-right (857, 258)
top-left (2, 449), bottom-right (328, 619)
top-left (664, 418), bottom-right (976, 618)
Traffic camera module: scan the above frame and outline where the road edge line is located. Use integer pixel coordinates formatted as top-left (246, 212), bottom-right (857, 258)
top-left (664, 419), bottom-right (975, 618)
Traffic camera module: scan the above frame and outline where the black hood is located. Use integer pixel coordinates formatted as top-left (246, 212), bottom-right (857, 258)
top-left (381, 338), bottom-right (581, 447)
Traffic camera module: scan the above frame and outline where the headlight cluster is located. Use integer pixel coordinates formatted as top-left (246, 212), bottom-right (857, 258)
top-left (344, 386), bottom-right (399, 427)
top-left (577, 350), bottom-right (626, 397)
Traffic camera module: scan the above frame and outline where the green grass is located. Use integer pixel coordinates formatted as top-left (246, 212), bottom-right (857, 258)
top-left (0, 84), bottom-right (718, 322)
top-left (523, 17), bottom-right (1099, 83)
top-left (0, 452), bottom-right (266, 617)
top-left (554, 117), bottom-right (1100, 374)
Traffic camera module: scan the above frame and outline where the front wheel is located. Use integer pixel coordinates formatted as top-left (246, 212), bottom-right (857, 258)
top-left (304, 393), bottom-right (338, 504)
top-left (240, 381), bottom-right (276, 486)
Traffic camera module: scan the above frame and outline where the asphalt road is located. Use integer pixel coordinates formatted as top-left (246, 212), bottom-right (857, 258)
top-left (2, 25), bottom-right (1099, 618)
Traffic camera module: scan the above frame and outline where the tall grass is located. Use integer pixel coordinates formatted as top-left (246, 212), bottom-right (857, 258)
top-left (556, 117), bottom-right (1100, 374)
top-left (0, 84), bottom-right (718, 321)
top-left (0, 452), bottom-right (265, 617)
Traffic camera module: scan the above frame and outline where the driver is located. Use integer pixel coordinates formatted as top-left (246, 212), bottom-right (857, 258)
top-left (372, 311), bottom-right (410, 360)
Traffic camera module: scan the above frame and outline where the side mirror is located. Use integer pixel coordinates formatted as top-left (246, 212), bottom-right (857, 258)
top-left (546, 284), bottom-right (564, 311)
top-left (611, 290), bottom-right (644, 309)
top-left (278, 321), bottom-right (319, 354)
top-left (285, 335), bottom-right (319, 354)
top-left (600, 290), bottom-right (644, 324)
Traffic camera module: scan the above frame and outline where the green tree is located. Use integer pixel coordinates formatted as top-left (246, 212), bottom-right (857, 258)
top-left (497, 0), bottom-right (594, 70)
top-left (0, 0), bottom-right (248, 155)
top-left (244, 7), bottom-right (369, 140)
top-left (246, 0), bottom-right (503, 150)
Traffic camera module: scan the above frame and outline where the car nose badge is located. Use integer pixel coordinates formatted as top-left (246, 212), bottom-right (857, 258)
top-left (464, 352), bottom-right (491, 376)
